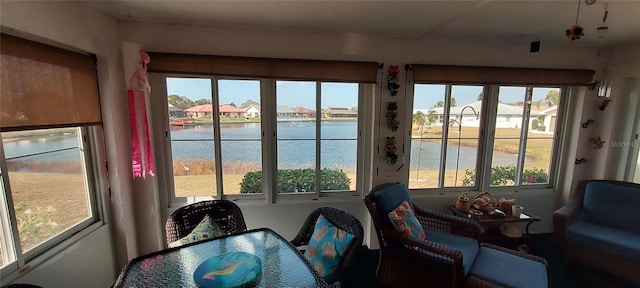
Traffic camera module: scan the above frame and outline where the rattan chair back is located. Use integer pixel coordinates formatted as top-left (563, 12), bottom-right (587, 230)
top-left (165, 200), bottom-right (247, 243)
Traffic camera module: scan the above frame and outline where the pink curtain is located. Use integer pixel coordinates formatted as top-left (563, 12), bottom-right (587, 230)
top-left (128, 50), bottom-right (155, 178)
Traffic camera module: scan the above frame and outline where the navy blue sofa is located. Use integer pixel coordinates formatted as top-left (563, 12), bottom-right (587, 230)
top-left (553, 180), bottom-right (640, 285)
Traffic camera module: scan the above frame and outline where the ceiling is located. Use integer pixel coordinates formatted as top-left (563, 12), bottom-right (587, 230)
top-left (88, 0), bottom-right (640, 48)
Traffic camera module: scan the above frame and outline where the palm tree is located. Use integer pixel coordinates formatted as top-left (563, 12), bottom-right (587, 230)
top-left (413, 111), bottom-right (425, 131)
top-left (426, 110), bottom-right (438, 127)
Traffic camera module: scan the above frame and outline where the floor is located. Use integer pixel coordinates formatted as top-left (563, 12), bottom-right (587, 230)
top-left (340, 233), bottom-right (638, 288)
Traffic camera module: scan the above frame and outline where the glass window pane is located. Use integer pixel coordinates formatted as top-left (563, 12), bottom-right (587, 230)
top-left (445, 85), bottom-right (483, 187)
top-left (522, 87), bottom-right (559, 185)
top-left (167, 78), bottom-right (217, 197)
top-left (218, 80), bottom-right (262, 195)
top-left (490, 86), bottom-right (526, 186)
top-left (2, 128), bottom-right (91, 252)
top-left (321, 82), bottom-right (357, 192)
top-left (277, 81), bottom-right (316, 193)
top-left (410, 84), bottom-right (446, 189)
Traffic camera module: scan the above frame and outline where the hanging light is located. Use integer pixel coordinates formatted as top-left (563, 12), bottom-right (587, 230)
top-left (596, 3), bottom-right (609, 42)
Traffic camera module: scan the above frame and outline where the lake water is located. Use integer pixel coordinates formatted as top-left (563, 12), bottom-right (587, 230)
top-left (3, 121), bottom-right (520, 171)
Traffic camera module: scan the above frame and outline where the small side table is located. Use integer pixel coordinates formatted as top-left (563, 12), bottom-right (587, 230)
top-left (447, 205), bottom-right (541, 252)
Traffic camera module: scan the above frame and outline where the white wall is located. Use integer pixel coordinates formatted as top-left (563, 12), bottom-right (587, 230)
top-left (5, 226), bottom-right (115, 288)
top-left (0, 1), bottom-right (126, 286)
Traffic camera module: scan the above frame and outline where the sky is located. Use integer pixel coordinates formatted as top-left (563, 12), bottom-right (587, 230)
top-left (166, 77), bottom-right (558, 110)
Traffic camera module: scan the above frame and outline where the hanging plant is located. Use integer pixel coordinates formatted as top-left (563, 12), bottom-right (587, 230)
top-left (385, 137), bottom-right (398, 165)
top-left (565, 0), bottom-right (584, 40)
top-left (387, 65), bottom-right (400, 96)
top-left (387, 102), bottom-right (399, 132)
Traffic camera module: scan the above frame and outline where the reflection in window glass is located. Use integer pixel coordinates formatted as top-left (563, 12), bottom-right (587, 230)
top-left (410, 84), bottom-right (445, 189)
top-left (2, 128), bottom-right (91, 252)
top-left (276, 81), bottom-right (317, 193)
top-left (321, 82), bottom-right (358, 192)
top-left (166, 78), bottom-right (217, 197)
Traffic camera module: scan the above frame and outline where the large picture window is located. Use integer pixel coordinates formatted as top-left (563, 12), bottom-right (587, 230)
top-left (161, 76), bottom-right (367, 202)
top-left (407, 65), bottom-right (592, 191)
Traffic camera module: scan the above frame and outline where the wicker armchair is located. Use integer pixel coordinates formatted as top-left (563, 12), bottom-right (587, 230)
top-left (365, 183), bottom-right (548, 288)
top-left (165, 200), bottom-right (247, 244)
top-left (291, 207), bottom-right (364, 285)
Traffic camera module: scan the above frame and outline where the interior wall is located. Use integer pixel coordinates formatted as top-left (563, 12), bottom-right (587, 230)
top-left (119, 21), bottom-right (606, 250)
top-left (6, 226), bottom-right (115, 288)
top-left (0, 1), bottom-right (126, 285)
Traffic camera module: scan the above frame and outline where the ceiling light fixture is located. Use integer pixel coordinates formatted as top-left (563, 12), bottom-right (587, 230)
top-left (566, 0), bottom-right (585, 40)
top-left (596, 3), bottom-right (609, 42)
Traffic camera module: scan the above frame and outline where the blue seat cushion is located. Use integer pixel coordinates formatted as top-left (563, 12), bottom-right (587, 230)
top-left (580, 181), bottom-right (640, 233)
top-left (372, 183), bottom-right (413, 225)
top-left (565, 221), bottom-right (640, 262)
top-left (425, 229), bottom-right (478, 276)
top-left (470, 247), bottom-right (548, 288)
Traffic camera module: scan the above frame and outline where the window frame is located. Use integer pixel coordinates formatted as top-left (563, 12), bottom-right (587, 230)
top-left (407, 82), bottom-right (568, 192)
top-left (0, 125), bottom-right (104, 275)
top-left (157, 74), bottom-right (370, 206)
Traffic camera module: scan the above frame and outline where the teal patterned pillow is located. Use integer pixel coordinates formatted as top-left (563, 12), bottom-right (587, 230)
top-left (304, 215), bottom-right (355, 277)
top-left (168, 215), bottom-right (226, 248)
top-left (388, 200), bottom-right (426, 241)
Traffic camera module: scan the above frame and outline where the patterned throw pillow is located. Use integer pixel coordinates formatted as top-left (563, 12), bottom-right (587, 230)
top-left (168, 215), bottom-right (226, 248)
top-left (304, 215), bottom-right (355, 277)
top-left (388, 200), bottom-right (426, 241)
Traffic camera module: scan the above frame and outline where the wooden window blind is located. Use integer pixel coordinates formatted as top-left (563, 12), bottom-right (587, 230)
top-left (411, 64), bottom-right (594, 86)
top-left (147, 52), bottom-right (379, 84)
top-left (1, 33), bottom-right (101, 131)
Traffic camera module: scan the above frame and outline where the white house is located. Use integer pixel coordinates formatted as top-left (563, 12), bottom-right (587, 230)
top-left (244, 105), bottom-right (261, 118)
top-left (421, 101), bottom-right (540, 129)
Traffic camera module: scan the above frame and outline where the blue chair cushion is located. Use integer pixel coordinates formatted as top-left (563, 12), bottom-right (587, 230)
top-left (580, 181), bottom-right (640, 233)
top-left (304, 215), bottom-right (355, 277)
top-left (470, 247), bottom-right (548, 288)
top-left (425, 229), bottom-right (478, 275)
top-left (565, 220), bottom-right (640, 262)
top-left (372, 183), bottom-right (413, 225)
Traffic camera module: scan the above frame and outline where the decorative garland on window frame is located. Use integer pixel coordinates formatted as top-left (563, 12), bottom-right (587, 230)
top-left (385, 137), bottom-right (398, 165)
top-left (387, 102), bottom-right (399, 132)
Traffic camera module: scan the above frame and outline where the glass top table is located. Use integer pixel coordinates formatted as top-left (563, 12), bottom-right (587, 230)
top-left (113, 228), bottom-right (327, 288)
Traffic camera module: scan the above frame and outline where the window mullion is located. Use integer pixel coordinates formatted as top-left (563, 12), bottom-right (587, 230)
top-left (479, 85), bottom-right (500, 190)
top-left (515, 87), bottom-right (534, 186)
top-left (438, 85), bottom-right (452, 187)
top-left (315, 81), bottom-right (321, 199)
top-left (261, 80), bottom-right (277, 204)
top-left (212, 77), bottom-right (224, 199)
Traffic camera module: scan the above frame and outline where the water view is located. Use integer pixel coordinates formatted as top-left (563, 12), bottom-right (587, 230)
top-left (3, 121), bottom-right (522, 171)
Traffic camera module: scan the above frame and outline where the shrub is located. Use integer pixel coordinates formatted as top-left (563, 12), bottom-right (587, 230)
top-left (240, 168), bottom-right (351, 193)
top-left (462, 165), bottom-right (548, 186)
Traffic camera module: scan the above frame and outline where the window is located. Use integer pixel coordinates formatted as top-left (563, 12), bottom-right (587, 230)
top-left (161, 76), bottom-right (368, 202)
top-left (150, 53), bottom-right (376, 203)
top-left (407, 65), bottom-right (593, 190)
top-left (410, 84), bottom-right (483, 188)
top-left (0, 34), bottom-right (103, 273)
top-left (1, 128), bottom-right (100, 267)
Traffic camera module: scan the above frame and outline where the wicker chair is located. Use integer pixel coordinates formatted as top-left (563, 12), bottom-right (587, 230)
top-left (365, 182), bottom-right (548, 288)
top-left (165, 200), bottom-right (247, 244)
top-left (291, 207), bottom-right (364, 285)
